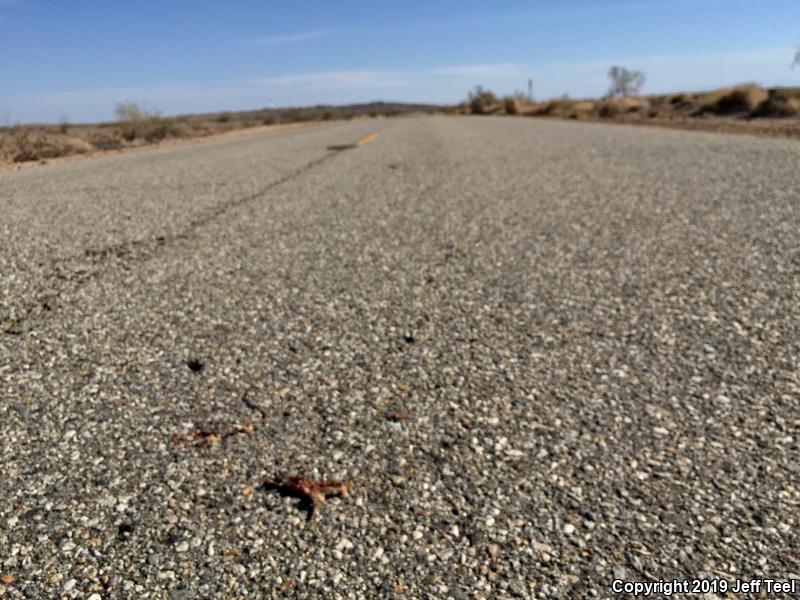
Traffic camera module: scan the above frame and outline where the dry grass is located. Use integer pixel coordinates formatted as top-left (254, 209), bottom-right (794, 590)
top-left (0, 128), bottom-right (92, 163)
top-left (751, 88), bottom-right (800, 118)
top-left (695, 84), bottom-right (769, 115)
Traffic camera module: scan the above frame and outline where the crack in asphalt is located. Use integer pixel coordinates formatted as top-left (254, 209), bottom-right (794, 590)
top-left (2, 150), bottom-right (342, 335)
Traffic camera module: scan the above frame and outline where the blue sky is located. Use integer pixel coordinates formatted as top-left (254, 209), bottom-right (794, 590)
top-left (2, 0), bottom-right (799, 123)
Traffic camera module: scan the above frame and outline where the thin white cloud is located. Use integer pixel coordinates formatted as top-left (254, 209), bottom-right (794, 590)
top-left (431, 63), bottom-right (522, 78)
top-left (251, 70), bottom-right (415, 89)
top-left (246, 30), bottom-right (330, 47)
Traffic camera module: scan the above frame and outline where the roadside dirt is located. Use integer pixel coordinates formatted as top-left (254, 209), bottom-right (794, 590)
top-left (0, 121), bottom-right (324, 173)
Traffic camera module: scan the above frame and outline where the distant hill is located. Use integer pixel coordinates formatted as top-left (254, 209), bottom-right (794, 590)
top-left (184, 102), bottom-right (442, 125)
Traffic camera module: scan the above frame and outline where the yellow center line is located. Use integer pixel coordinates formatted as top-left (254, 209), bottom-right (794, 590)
top-left (357, 132), bottom-right (378, 146)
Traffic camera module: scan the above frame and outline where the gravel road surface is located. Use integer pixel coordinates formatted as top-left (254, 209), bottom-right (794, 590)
top-left (1, 116), bottom-right (798, 599)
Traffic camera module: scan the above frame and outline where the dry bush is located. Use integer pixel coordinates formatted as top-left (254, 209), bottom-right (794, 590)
top-left (282, 110), bottom-right (305, 123)
top-left (751, 88), bottom-right (800, 118)
top-left (467, 86), bottom-right (498, 115)
top-left (667, 93), bottom-right (696, 112)
top-left (89, 132), bottom-right (125, 151)
top-left (114, 102), bottom-right (182, 142)
top-left (670, 93), bottom-right (691, 104)
top-left (696, 85), bottom-right (768, 116)
top-left (503, 96), bottom-right (519, 114)
top-left (597, 96), bottom-right (649, 117)
top-left (120, 118), bottom-right (181, 142)
top-left (533, 100), bottom-right (575, 117)
top-left (573, 101), bottom-right (596, 113)
top-left (3, 130), bottom-right (87, 163)
top-left (143, 119), bottom-right (181, 142)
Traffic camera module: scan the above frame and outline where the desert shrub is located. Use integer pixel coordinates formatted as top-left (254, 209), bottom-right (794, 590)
top-left (118, 123), bottom-right (137, 141)
top-left (670, 93), bottom-right (691, 104)
top-left (57, 117), bottom-right (69, 134)
top-left (696, 85), bottom-right (768, 116)
top-left (216, 112), bottom-right (232, 123)
top-left (717, 86), bottom-right (767, 114)
top-left (598, 97), bottom-right (649, 118)
top-left (573, 101), bottom-right (596, 113)
top-left (467, 86), bottom-right (498, 115)
top-left (530, 99), bottom-right (591, 119)
top-left (534, 100), bottom-right (574, 117)
top-left (9, 131), bottom-right (80, 162)
top-left (89, 133), bottom-right (124, 151)
top-left (9, 131), bottom-right (39, 162)
top-left (282, 110), bottom-right (304, 123)
top-left (114, 102), bottom-right (179, 142)
top-left (664, 93), bottom-right (695, 112)
top-left (142, 119), bottom-right (181, 142)
top-left (262, 116), bottom-right (277, 126)
top-left (751, 88), bottom-right (800, 118)
top-left (503, 96), bottom-right (519, 115)
top-left (115, 102), bottom-right (146, 123)
top-left (320, 110), bottom-right (336, 121)
top-left (598, 101), bottom-right (623, 118)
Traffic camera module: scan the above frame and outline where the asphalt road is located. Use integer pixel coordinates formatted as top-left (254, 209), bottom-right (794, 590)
top-left (1, 116), bottom-right (799, 599)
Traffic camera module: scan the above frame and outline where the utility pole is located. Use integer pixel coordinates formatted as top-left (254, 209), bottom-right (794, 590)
top-left (527, 79), bottom-right (533, 103)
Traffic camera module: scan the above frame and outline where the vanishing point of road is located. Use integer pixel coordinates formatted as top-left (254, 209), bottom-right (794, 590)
top-left (1, 116), bottom-right (798, 598)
